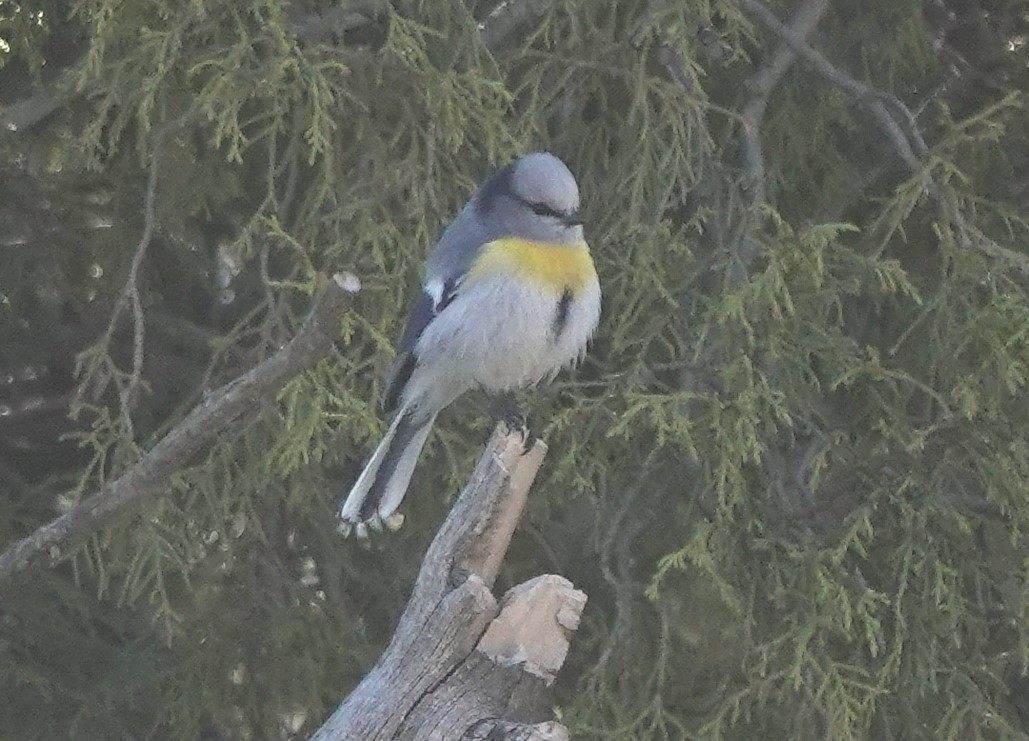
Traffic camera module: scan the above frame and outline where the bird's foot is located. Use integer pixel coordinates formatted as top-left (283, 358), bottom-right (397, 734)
top-left (337, 510), bottom-right (405, 539)
top-left (490, 392), bottom-right (535, 453)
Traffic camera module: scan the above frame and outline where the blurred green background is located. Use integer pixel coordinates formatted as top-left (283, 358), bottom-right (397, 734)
top-left (2, 0), bottom-right (1029, 738)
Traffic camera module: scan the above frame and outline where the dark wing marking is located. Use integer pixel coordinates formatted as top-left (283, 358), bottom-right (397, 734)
top-left (382, 352), bottom-right (416, 414)
top-left (551, 286), bottom-right (574, 340)
top-left (382, 279), bottom-right (459, 413)
top-left (473, 163), bottom-right (515, 217)
top-left (360, 408), bottom-right (424, 521)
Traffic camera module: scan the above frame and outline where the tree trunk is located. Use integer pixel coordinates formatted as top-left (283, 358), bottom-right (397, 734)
top-left (312, 427), bottom-right (585, 740)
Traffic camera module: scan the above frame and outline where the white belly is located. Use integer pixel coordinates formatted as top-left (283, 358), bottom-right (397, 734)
top-left (403, 272), bottom-right (601, 413)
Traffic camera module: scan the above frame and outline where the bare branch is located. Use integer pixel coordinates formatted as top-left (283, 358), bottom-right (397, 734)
top-left (316, 428), bottom-right (546, 736)
top-left (740, 0), bottom-right (831, 190)
top-left (399, 575), bottom-right (585, 739)
top-left (0, 273), bottom-right (360, 587)
top-left (740, 0), bottom-right (926, 173)
top-left (741, 0), bottom-right (1027, 271)
top-left (121, 121), bottom-right (173, 430)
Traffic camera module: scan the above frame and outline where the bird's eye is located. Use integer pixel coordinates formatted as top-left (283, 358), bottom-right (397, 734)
top-left (527, 201), bottom-right (562, 218)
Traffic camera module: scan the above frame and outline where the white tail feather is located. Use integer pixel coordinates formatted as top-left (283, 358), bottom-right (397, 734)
top-left (373, 417), bottom-right (434, 520)
top-left (339, 411), bottom-right (437, 524)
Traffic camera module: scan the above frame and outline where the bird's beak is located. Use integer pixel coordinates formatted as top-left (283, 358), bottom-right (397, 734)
top-left (563, 210), bottom-right (584, 227)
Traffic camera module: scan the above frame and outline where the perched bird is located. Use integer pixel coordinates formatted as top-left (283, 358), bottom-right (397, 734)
top-left (339, 152), bottom-right (600, 532)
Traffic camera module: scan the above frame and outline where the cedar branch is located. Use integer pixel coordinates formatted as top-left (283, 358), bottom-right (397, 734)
top-left (0, 273), bottom-right (360, 588)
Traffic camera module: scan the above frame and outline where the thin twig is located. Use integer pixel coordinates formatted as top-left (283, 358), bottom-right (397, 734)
top-left (589, 452), bottom-right (668, 691)
top-left (119, 121), bottom-right (171, 432)
top-left (730, 0), bottom-right (831, 273)
top-left (74, 119), bottom-right (186, 447)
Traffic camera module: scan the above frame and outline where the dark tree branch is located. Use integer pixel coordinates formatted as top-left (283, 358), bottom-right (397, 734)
top-left (0, 64), bottom-right (82, 132)
top-left (740, 0), bottom-right (831, 193)
top-left (313, 427), bottom-right (585, 740)
top-left (286, 0), bottom-right (389, 43)
top-left (0, 273), bottom-right (360, 588)
top-left (728, 0), bottom-right (832, 273)
top-left (742, 0), bottom-right (1029, 272)
top-left (70, 115), bottom-right (197, 457)
top-left (741, 0), bottom-right (927, 173)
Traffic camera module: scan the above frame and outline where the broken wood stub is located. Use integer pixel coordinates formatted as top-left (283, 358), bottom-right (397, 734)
top-left (312, 425), bottom-right (587, 740)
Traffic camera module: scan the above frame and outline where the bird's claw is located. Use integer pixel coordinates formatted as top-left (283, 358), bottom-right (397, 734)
top-left (507, 421), bottom-right (536, 452)
top-left (492, 392), bottom-right (533, 448)
top-left (337, 510), bottom-right (405, 539)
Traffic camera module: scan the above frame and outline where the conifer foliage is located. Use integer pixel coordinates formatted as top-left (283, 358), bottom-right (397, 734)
top-left (2, 0), bottom-right (1028, 738)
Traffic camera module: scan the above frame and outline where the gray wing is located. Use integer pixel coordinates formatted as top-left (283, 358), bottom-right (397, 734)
top-left (381, 203), bottom-right (498, 413)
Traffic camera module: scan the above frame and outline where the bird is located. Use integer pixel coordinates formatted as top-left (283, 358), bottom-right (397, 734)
top-left (339, 152), bottom-right (601, 533)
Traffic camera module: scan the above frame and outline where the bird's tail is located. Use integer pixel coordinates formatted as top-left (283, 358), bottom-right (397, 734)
top-left (339, 408), bottom-right (437, 527)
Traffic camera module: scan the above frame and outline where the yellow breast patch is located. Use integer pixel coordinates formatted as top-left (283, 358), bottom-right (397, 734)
top-left (469, 238), bottom-right (596, 292)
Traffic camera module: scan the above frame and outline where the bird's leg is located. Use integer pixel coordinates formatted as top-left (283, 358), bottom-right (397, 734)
top-left (490, 391), bottom-right (535, 451)
top-left (490, 390), bottom-right (526, 430)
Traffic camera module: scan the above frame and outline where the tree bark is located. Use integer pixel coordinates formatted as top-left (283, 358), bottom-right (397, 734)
top-left (312, 427), bottom-right (586, 740)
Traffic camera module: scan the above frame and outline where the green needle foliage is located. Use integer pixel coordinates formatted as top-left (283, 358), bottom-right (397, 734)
top-left (2, 0), bottom-right (1029, 739)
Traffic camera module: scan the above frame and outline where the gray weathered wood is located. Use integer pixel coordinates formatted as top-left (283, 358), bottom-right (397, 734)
top-left (400, 575), bottom-right (586, 740)
top-left (312, 427), bottom-right (585, 740)
top-left (462, 720), bottom-right (570, 741)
